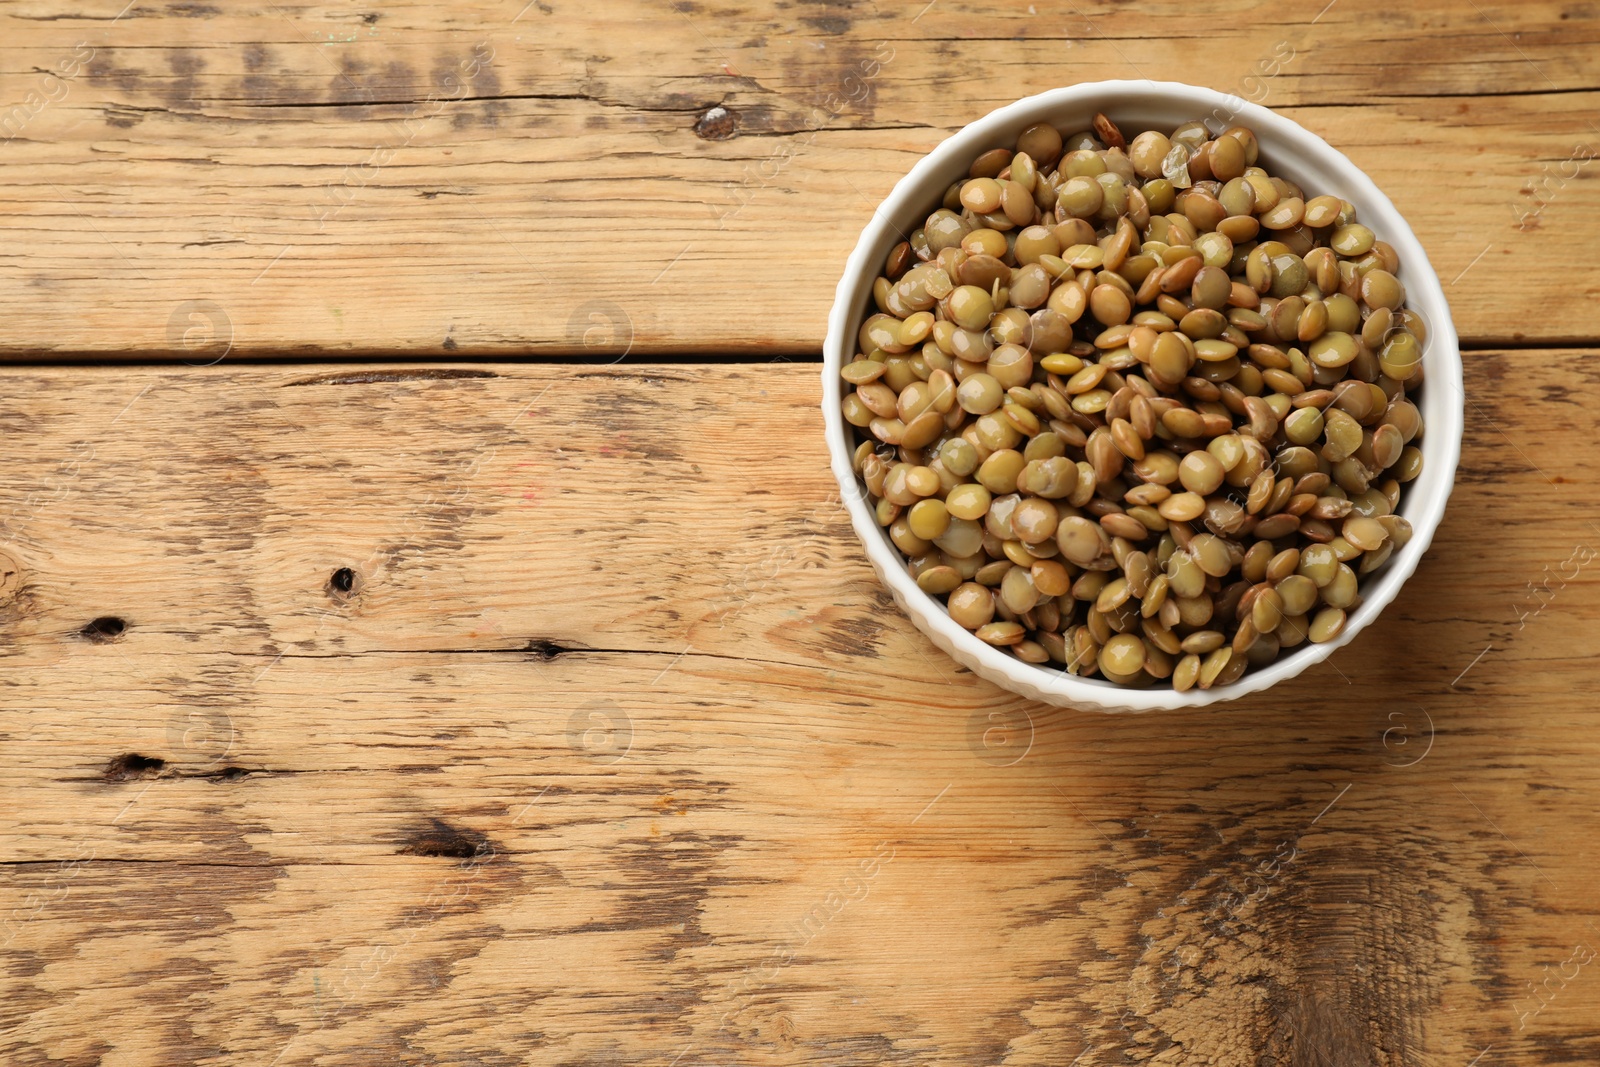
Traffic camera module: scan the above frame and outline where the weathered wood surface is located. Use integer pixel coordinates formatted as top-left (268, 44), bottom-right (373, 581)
top-left (5, 0), bottom-right (1600, 1062)
top-left (3, 361), bottom-right (1599, 1064)
top-left (0, 0), bottom-right (1599, 356)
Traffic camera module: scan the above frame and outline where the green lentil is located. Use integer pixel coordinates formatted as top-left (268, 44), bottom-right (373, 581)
top-left (1380, 331), bottom-right (1422, 381)
top-left (1308, 606), bottom-right (1346, 643)
top-left (1330, 224), bottom-right (1374, 256)
top-left (844, 113), bottom-right (1429, 691)
top-left (908, 499), bottom-right (951, 540)
top-left (1099, 633), bottom-right (1147, 675)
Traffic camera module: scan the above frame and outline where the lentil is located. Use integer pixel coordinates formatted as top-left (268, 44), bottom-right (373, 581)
top-left (843, 114), bottom-right (1429, 690)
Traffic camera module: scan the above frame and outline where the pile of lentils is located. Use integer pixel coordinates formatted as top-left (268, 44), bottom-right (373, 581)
top-left (841, 113), bottom-right (1426, 691)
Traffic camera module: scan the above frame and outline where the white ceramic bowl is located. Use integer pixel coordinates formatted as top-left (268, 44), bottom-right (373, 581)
top-left (822, 80), bottom-right (1463, 713)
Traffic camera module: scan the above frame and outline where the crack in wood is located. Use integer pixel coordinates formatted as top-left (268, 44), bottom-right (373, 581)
top-left (283, 369), bottom-right (501, 386)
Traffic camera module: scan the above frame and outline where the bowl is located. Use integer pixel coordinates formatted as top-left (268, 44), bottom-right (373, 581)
top-left (821, 80), bottom-right (1463, 713)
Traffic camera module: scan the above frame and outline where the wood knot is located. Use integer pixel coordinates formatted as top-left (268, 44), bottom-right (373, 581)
top-left (1270, 994), bottom-right (1379, 1067)
top-left (399, 820), bottom-right (493, 860)
top-left (0, 550), bottom-right (21, 605)
top-left (694, 104), bottom-right (739, 140)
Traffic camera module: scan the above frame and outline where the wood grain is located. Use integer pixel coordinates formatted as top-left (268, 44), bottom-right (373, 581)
top-left (3, 361), bottom-right (1598, 1064)
top-left (0, 0), bottom-right (1598, 357)
top-left (5, 1), bottom-right (1600, 1061)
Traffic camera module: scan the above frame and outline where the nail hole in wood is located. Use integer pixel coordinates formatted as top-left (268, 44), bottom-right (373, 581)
top-left (81, 616), bottom-right (126, 642)
top-left (328, 567), bottom-right (357, 597)
top-left (527, 639), bottom-right (569, 661)
top-left (694, 104), bottom-right (739, 140)
top-left (104, 753), bottom-right (164, 781)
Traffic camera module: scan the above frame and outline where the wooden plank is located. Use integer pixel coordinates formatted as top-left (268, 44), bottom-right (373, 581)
top-left (2, 652), bottom-right (1599, 1063)
top-left (2, 360), bottom-right (1599, 1062)
top-left (0, 1), bottom-right (1597, 356)
top-left (0, 357), bottom-right (1587, 662)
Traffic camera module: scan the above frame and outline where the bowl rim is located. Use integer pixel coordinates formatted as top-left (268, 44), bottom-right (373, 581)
top-left (822, 79), bottom-right (1464, 713)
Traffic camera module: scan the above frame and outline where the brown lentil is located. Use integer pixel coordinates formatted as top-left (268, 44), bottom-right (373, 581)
top-left (844, 115), bottom-right (1429, 690)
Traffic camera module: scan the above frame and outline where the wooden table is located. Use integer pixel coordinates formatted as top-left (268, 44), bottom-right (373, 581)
top-left (3, 2), bottom-right (1597, 1063)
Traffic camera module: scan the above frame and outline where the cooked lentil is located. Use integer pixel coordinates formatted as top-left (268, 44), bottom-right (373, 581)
top-left (843, 112), bottom-right (1429, 690)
